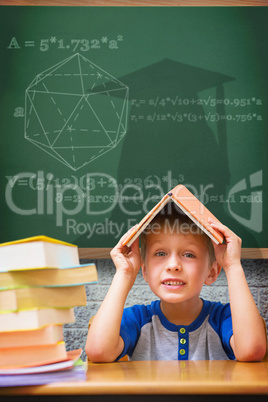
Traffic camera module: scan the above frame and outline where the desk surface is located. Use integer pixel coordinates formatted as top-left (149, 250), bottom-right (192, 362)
top-left (1, 360), bottom-right (268, 396)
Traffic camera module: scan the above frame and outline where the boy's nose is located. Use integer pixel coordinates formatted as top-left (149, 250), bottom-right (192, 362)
top-left (166, 255), bottom-right (182, 272)
top-left (166, 266), bottom-right (182, 272)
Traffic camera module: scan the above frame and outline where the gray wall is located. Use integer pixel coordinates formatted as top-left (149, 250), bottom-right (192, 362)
top-left (64, 258), bottom-right (268, 361)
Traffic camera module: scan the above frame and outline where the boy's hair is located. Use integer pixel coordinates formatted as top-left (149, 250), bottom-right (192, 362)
top-left (140, 202), bottom-right (216, 265)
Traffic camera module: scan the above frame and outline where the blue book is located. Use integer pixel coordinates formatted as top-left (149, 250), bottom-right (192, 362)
top-left (0, 365), bottom-right (86, 387)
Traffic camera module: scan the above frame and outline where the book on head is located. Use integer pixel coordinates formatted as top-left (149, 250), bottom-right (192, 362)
top-left (122, 184), bottom-right (224, 247)
top-left (0, 236), bottom-right (79, 272)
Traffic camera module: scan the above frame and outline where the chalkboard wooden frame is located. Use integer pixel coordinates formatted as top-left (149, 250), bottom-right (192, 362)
top-left (0, 1), bottom-right (267, 6)
top-left (1, 0), bottom-right (267, 258)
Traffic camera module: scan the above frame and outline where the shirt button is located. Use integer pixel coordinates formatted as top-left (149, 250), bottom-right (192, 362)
top-left (180, 349), bottom-right (186, 355)
top-left (180, 338), bottom-right (186, 345)
top-left (180, 328), bottom-right (186, 334)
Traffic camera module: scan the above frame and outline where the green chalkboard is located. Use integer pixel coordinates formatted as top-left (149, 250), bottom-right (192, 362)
top-left (0, 6), bottom-right (267, 248)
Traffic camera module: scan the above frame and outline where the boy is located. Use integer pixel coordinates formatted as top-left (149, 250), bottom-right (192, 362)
top-left (86, 205), bottom-right (267, 362)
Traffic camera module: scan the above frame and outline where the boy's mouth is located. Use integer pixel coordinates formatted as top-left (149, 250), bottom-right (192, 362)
top-left (162, 280), bottom-right (185, 286)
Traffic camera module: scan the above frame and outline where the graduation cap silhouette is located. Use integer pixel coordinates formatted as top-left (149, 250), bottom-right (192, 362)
top-left (105, 58), bottom-right (234, 97)
top-left (97, 59), bottom-right (234, 169)
top-left (79, 59), bottom-right (249, 247)
top-left (104, 60), bottom-right (233, 218)
top-left (103, 59), bottom-right (232, 183)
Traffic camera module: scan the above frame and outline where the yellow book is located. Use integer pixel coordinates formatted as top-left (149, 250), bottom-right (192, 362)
top-left (0, 263), bottom-right (97, 290)
top-left (0, 285), bottom-right (87, 313)
top-left (0, 235), bottom-right (74, 247)
top-left (0, 235), bottom-right (79, 272)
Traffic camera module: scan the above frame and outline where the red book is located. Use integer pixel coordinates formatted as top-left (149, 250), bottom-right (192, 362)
top-left (0, 341), bottom-right (68, 369)
top-left (123, 184), bottom-right (224, 246)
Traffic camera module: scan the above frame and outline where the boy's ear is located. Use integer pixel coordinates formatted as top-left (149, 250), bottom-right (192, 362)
top-left (204, 261), bottom-right (221, 285)
top-left (141, 260), bottom-right (148, 283)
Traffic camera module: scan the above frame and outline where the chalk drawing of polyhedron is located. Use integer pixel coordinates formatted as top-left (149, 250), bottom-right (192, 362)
top-left (24, 53), bottom-right (129, 171)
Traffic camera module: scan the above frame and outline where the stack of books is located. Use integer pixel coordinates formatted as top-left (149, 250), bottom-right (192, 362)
top-left (0, 235), bottom-right (98, 387)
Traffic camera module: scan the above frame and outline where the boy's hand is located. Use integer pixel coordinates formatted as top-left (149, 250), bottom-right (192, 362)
top-left (208, 219), bottom-right (242, 272)
top-left (86, 226), bottom-right (141, 363)
top-left (110, 226), bottom-right (142, 285)
top-left (209, 219), bottom-right (267, 362)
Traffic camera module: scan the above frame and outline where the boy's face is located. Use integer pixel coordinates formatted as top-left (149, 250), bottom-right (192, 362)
top-left (141, 227), bottom-right (219, 307)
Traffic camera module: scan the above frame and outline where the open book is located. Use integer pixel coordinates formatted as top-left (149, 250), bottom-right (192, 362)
top-left (122, 184), bottom-right (224, 247)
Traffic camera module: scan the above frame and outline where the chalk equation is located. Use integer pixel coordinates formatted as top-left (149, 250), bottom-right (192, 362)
top-left (129, 95), bottom-right (263, 124)
top-left (130, 112), bottom-right (263, 124)
top-left (7, 36), bottom-right (124, 52)
top-left (131, 96), bottom-right (263, 108)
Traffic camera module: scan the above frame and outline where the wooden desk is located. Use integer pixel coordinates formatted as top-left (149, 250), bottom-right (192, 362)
top-left (0, 361), bottom-right (268, 399)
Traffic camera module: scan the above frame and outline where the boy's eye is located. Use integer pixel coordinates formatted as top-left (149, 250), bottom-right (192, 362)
top-left (155, 251), bottom-right (166, 257)
top-left (184, 252), bottom-right (195, 258)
